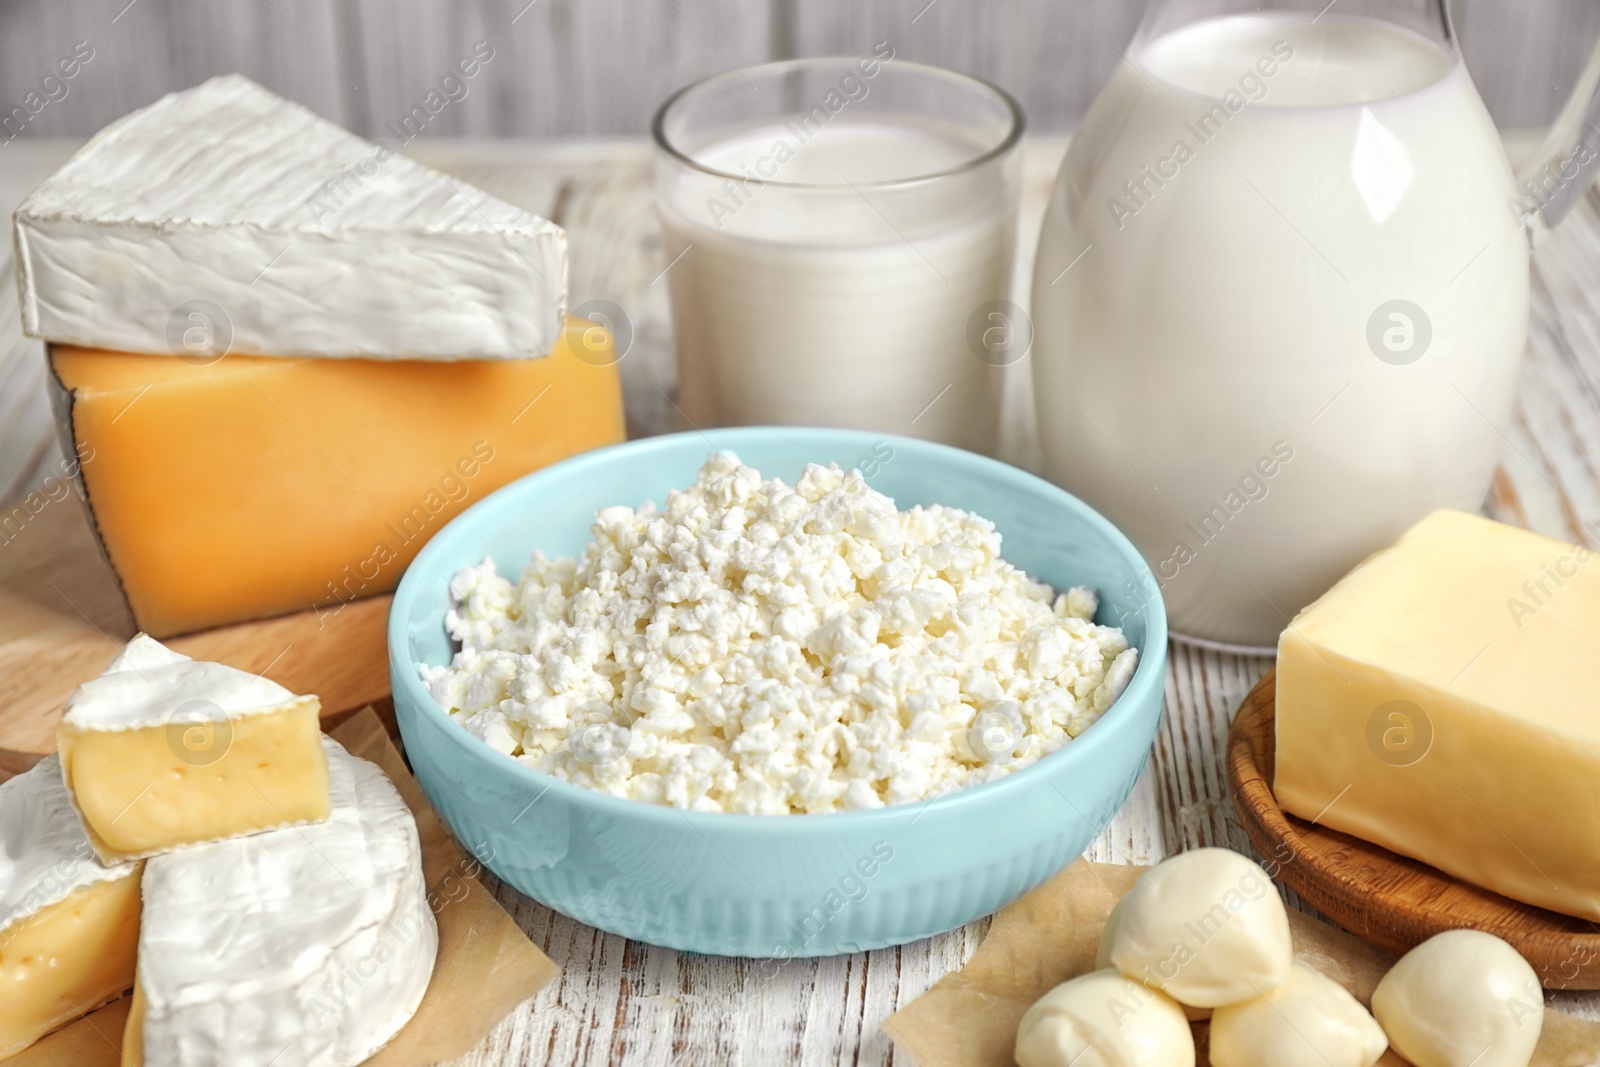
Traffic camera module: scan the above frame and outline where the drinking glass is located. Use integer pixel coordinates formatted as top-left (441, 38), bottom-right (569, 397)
top-left (653, 56), bottom-right (1024, 454)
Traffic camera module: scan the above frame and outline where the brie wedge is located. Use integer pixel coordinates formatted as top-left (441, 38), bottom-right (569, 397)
top-left (14, 73), bottom-right (567, 361)
top-left (57, 634), bottom-right (331, 862)
top-left (0, 756), bottom-right (143, 1058)
top-left (123, 737), bottom-right (437, 1067)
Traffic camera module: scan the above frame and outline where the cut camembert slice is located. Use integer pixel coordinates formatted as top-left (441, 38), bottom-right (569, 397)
top-left (57, 634), bottom-right (330, 863)
top-left (14, 73), bottom-right (567, 361)
top-left (0, 756), bottom-right (143, 1058)
top-left (123, 738), bottom-right (437, 1067)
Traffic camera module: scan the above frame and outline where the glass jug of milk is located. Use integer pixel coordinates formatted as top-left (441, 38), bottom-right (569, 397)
top-left (1032, 0), bottom-right (1600, 650)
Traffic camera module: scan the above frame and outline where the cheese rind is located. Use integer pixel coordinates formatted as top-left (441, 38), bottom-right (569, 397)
top-left (57, 635), bottom-right (332, 862)
top-left (15, 74), bottom-right (566, 361)
top-left (125, 738), bottom-right (437, 1067)
top-left (0, 756), bottom-right (143, 1058)
top-left (62, 631), bottom-right (299, 731)
top-left (1275, 510), bottom-right (1600, 919)
top-left (50, 320), bottom-right (624, 637)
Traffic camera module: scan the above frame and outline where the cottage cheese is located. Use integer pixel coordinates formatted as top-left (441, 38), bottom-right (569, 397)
top-left (421, 454), bottom-right (1139, 814)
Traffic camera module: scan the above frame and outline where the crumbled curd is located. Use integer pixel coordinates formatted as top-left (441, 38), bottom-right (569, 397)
top-left (421, 454), bottom-right (1138, 814)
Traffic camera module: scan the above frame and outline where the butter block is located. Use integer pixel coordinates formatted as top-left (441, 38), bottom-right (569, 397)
top-left (0, 755), bottom-right (143, 1058)
top-left (1275, 509), bottom-right (1600, 919)
top-left (57, 634), bottom-right (331, 863)
top-left (49, 318), bottom-right (624, 636)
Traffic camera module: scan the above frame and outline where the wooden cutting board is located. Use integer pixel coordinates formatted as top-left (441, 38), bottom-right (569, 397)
top-left (0, 493), bottom-right (394, 765)
top-left (1227, 670), bottom-right (1600, 990)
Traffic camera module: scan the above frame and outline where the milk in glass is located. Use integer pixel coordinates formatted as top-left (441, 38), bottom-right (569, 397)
top-left (659, 114), bottom-right (1018, 452)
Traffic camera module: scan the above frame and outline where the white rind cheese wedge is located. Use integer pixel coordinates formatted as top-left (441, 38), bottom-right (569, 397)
top-left (14, 73), bottom-right (567, 361)
top-left (124, 737), bottom-right (438, 1067)
top-left (0, 755), bottom-right (143, 1059)
top-left (57, 634), bottom-right (331, 863)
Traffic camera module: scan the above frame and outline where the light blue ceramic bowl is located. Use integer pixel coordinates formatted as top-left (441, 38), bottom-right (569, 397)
top-left (389, 428), bottom-right (1167, 958)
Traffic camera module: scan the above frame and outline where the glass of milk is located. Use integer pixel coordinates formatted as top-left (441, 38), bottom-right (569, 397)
top-left (653, 57), bottom-right (1024, 453)
top-left (1032, 0), bottom-right (1600, 650)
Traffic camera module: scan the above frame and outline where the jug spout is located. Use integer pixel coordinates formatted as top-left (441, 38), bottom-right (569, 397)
top-left (1511, 35), bottom-right (1600, 244)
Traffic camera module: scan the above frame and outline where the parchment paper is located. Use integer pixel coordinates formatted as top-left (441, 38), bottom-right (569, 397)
top-left (883, 859), bottom-right (1600, 1067)
top-left (13, 707), bottom-right (559, 1066)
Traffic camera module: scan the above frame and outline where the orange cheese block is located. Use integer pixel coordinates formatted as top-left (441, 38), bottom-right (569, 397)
top-left (49, 317), bottom-right (624, 637)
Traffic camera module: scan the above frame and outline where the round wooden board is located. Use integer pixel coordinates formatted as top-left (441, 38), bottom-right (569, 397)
top-left (1226, 670), bottom-right (1600, 990)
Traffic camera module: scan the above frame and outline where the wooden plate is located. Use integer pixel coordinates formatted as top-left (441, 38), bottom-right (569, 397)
top-left (1227, 670), bottom-right (1600, 990)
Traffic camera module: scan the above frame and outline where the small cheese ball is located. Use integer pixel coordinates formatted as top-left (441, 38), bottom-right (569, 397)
top-left (1108, 848), bottom-right (1292, 1007)
top-left (1210, 961), bottom-right (1387, 1067)
top-left (1095, 895), bottom-right (1127, 969)
top-left (1098, 897), bottom-right (1210, 1021)
top-left (1015, 970), bottom-right (1195, 1067)
top-left (1373, 930), bottom-right (1543, 1067)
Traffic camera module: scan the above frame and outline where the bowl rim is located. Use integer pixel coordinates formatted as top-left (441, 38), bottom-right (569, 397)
top-left (388, 427), bottom-right (1168, 831)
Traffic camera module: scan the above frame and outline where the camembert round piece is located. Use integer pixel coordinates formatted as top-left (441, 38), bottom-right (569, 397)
top-left (1014, 969), bottom-right (1195, 1067)
top-left (1372, 930), bottom-right (1542, 1067)
top-left (1209, 961), bottom-right (1387, 1067)
top-left (123, 738), bottom-right (437, 1067)
top-left (1108, 848), bottom-right (1292, 1008)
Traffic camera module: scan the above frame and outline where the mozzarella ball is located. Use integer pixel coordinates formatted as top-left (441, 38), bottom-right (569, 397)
top-left (1210, 961), bottom-right (1387, 1067)
top-left (1099, 898), bottom-right (1213, 1022)
top-left (1372, 930), bottom-right (1543, 1067)
top-left (1014, 970), bottom-right (1195, 1067)
top-left (1096, 894), bottom-right (1128, 969)
top-left (1108, 848), bottom-right (1292, 1007)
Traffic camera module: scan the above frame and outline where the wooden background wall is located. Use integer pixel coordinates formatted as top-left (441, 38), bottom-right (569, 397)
top-left (1, 0), bottom-right (1598, 143)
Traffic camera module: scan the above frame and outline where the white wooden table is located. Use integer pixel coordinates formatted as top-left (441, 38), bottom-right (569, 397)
top-left (3, 135), bottom-right (1599, 1064)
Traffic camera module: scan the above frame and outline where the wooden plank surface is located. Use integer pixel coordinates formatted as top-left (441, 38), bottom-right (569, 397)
top-left (0, 0), bottom-right (1597, 139)
top-left (2, 126), bottom-right (1599, 1062)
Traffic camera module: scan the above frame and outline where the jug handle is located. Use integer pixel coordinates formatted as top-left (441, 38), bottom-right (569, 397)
top-left (1512, 31), bottom-right (1600, 245)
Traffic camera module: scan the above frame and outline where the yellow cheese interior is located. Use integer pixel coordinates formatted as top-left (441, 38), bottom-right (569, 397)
top-left (1276, 509), bottom-right (1600, 918)
top-left (122, 972), bottom-right (146, 1067)
top-left (0, 870), bottom-right (142, 1059)
top-left (51, 317), bottom-right (625, 637)
top-left (58, 698), bottom-right (331, 861)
